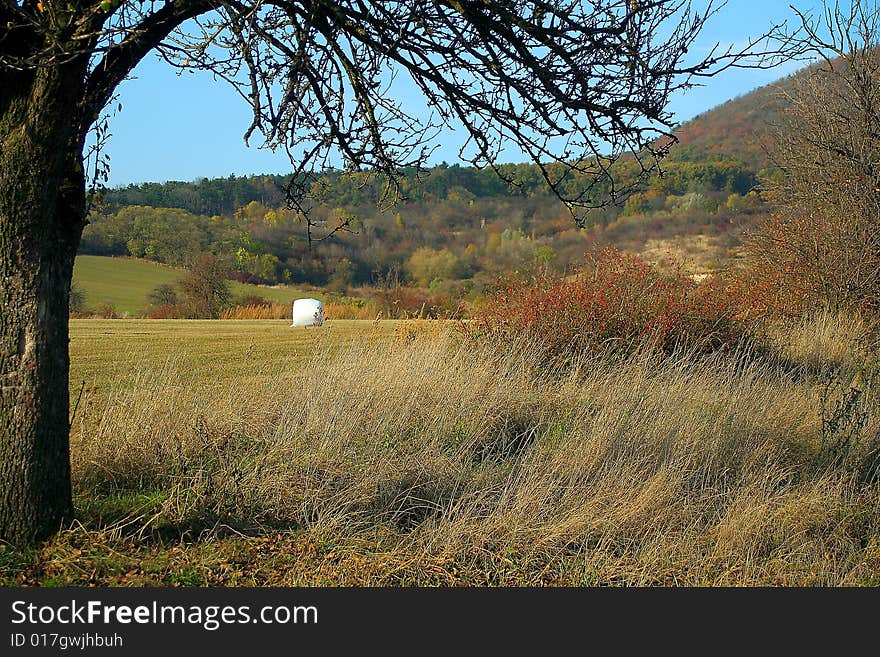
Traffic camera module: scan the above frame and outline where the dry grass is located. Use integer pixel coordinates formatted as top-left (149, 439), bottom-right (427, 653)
top-left (13, 312), bottom-right (873, 586)
top-left (639, 234), bottom-right (728, 278)
top-left (219, 300), bottom-right (382, 320)
top-left (761, 308), bottom-right (878, 370)
top-left (324, 300), bottom-right (381, 320)
top-left (220, 304), bottom-right (290, 320)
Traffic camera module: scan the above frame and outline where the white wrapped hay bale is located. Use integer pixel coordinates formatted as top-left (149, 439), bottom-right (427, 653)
top-left (291, 298), bottom-right (324, 327)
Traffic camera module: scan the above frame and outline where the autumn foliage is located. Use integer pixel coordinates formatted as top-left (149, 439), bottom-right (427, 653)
top-left (474, 249), bottom-right (749, 363)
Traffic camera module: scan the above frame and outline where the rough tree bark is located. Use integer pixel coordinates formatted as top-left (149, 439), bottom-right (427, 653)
top-left (0, 60), bottom-right (88, 543)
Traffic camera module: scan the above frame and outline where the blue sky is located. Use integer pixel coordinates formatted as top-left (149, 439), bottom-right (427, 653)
top-left (100, 1), bottom-right (821, 187)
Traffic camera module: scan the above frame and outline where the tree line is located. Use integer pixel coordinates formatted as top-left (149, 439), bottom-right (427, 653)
top-left (83, 158), bottom-right (764, 295)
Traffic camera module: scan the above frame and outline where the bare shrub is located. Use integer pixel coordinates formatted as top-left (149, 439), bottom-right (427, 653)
top-left (748, 4), bottom-right (880, 311)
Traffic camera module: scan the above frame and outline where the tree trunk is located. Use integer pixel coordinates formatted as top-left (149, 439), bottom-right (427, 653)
top-left (0, 62), bottom-right (88, 544)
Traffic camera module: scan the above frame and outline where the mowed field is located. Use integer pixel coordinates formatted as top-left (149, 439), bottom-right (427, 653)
top-left (69, 318), bottom-right (396, 409)
top-left (73, 256), bottom-right (312, 315)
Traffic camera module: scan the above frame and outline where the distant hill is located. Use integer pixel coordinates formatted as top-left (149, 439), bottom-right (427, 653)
top-left (668, 63), bottom-right (818, 170)
top-left (668, 87), bottom-right (781, 170)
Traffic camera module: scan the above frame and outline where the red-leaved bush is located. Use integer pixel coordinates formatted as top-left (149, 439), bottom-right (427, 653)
top-left (144, 304), bottom-right (184, 319)
top-left (722, 261), bottom-right (812, 320)
top-left (473, 249), bottom-right (750, 363)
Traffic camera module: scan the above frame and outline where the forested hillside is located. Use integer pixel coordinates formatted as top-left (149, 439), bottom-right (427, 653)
top-left (79, 66), bottom-right (803, 314)
top-left (85, 162), bottom-right (760, 280)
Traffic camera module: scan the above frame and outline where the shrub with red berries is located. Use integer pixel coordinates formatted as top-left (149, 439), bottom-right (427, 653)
top-left (473, 248), bottom-right (750, 364)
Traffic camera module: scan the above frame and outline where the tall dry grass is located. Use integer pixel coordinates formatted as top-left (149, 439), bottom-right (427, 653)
top-left (323, 300), bottom-right (381, 320)
top-left (68, 315), bottom-right (880, 585)
top-left (761, 308), bottom-right (877, 370)
top-left (220, 303), bottom-right (289, 320)
top-left (219, 300), bottom-right (382, 320)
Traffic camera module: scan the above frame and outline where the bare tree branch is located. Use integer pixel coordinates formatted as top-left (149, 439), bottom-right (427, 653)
top-left (748, 0), bottom-right (880, 311)
top-left (83, 1), bottom-right (219, 122)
